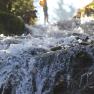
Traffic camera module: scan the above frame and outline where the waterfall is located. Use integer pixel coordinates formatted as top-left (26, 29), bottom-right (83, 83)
top-left (0, 19), bottom-right (94, 94)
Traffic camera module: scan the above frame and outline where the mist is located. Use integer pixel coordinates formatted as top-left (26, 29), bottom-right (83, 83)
top-left (34, 0), bottom-right (93, 24)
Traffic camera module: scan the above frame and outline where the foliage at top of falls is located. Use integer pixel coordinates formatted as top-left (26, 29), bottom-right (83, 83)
top-left (0, 0), bottom-right (37, 25)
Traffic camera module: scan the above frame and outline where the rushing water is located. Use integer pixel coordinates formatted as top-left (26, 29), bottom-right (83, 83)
top-left (0, 19), bottom-right (94, 94)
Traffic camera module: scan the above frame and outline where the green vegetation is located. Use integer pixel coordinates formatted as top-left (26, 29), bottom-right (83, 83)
top-left (1, 0), bottom-right (37, 24)
top-left (11, 0), bottom-right (37, 25)
top-left (11, 0), bottom-right (34, 16)
top-left (0, 0), bottom-right (37, 35)
top-left (0, 11), bottom-right (24, 35)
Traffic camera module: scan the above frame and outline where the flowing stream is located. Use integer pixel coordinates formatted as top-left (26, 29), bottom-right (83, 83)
top-left (0, 19), bottom-right (94, 94)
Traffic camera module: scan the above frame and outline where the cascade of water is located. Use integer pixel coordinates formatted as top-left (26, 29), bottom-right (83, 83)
top-left (0, 19), bottom-right (94, 94)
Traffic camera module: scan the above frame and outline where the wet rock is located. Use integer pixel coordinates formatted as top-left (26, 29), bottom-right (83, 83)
top-left (2, 80), bottom-right (12, 94)
top-left (34, 45), bottom-right (94, 94)
top-left (57, 19), bottom-right (80, 31)
top-left (53, 71), bottom-right (66, 94)
top-left (80, 42), bottom-right (90, 45)
top-left (31, 72), bottom-right (37, 93)
top-left (0, 44), bottom-right (94, 94)
top-left (0, 33), bottom-right (94, 94)
top-left (73, 33), bottom-right (89, 41)
top-left (50, 46), bottom-right (62, 51)
top-left (72, 51), bottom-right (93, 79)
top-left (23, 48), bottom-right (48, 56)
top-left (0, 85), bottom-right (3, 94)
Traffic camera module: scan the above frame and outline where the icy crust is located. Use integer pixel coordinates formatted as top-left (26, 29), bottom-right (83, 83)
top-left (0, 19), bottom-right (94, 94)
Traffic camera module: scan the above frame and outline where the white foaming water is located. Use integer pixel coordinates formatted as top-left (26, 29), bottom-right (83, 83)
top-left (81, 17), bottom-right (94, 24)
top-left (0, 19), bottom-right (94, 94)
top-left (0, 19), bottom-right (91, 54)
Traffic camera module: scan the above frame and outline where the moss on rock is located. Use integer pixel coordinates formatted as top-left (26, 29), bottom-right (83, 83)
top-left (0, 11), bottom-right (25, 36)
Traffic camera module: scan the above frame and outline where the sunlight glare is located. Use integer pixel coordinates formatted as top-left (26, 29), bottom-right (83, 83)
top-left (63, 0), bottom-right (93, 9)
top-left (34, 0), bottom-right (93, 24)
